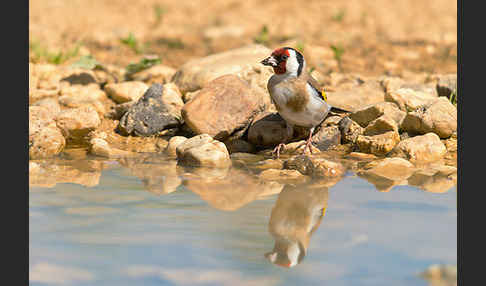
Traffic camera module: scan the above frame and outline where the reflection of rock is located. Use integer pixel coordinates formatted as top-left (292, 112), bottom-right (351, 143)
top-left (407, 165), bottom-right (457, 193)
top-left (183, 168), bottom-right (283, 211)
top-left (29, 159), bottom-right (103, 188)
top-left (265, 185), bottom-right (329, 268)
top-left (359, 158), bottom-right (416, 181)
top-left (117, 156), bottom-right (181, 195)
top-left (420, 264), bottom-right (457, 286)
top-left (357, 172), bottom-right (408, 192)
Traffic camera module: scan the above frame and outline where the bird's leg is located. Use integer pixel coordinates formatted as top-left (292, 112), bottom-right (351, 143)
top-left (302, 127), bottom-right (315, 155)
top-left (272, 123), bottom-right (294, 159)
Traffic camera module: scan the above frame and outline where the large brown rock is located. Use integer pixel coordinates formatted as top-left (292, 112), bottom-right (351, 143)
top-left (401, 97), bottom-right (457, 138)
top-left (349, 102), bottom-right (406, 128)
top-left (182, 74), bottom-right (265, 140)
top-left (29, 106), bottom-right (65, 159)
top-left (389, 133), bottom-right (446, 163)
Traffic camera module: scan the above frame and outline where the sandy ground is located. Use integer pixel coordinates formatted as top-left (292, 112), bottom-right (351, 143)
top-left (29, 0), bottom-right (457, 76)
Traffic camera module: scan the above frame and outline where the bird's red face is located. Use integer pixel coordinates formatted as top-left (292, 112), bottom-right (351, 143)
top-left (261, 48), bottom-right (290, 75)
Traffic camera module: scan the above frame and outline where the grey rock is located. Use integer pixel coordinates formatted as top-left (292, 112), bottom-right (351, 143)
top-left (118, 83), bottom-right (183, 136)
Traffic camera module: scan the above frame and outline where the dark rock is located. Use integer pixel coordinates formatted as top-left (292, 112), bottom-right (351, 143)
top-left (283, 155), bottom-right (314, 176)
top-left (312, 126), bottom-right (341, 151)
top-left (436, 74), bottom-right (457, 99)
top-left (118, 83), bottom-right (183, 136)
top-left (338, 116), bottom-right (364, 144)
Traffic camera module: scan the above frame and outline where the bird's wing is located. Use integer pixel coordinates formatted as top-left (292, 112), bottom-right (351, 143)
top-left (306, 74), bottom-right (327, 103)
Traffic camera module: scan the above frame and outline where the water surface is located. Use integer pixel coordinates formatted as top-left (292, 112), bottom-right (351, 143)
top-left (29, 154), bottom-right (457, 286)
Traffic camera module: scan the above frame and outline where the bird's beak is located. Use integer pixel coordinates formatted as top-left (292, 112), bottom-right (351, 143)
top-left (261, 56), bottom-right (278, 67)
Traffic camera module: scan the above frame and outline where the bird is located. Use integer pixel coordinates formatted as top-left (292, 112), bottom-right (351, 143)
top-left (261, 47), bottom-right (332, 158)
top-left (265, 184), bottom-right (329, 268)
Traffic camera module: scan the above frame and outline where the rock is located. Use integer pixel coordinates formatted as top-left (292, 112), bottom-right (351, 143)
top-left (436, 74), bottom-right (457, 99)
top-left (380, 76), bottom-right (406, 93)
top-left (258, 169), bottom-right (307, 183)
top-left (385, 88), bottom-right (437, 112)
top-left (283, 155), bottom-right (345, 178)
top-left (176, 134), bottom-right (231, 168)
top-left (389, 133), bottom-right (446, 163)
top-left (312, 126), bottom-right (341, 151)
top-left (59, 68), bottom-right (98, 86)
top-left (32, 98), bottom-right (61, 117)
top-left (127, 64), bottom-right (176, 84)
top-left (407, 167), bottom-right (457, 193)
top-left (104, 81), bottom-right (149, 103)
top-left (175, 134), bottom-right (213, 156)
top-left (89, 138), bottom-right (135, 158)
top-left (250, 159), bottom-right (284, 170)
top-left (248, 112), bottom-right (288, 148)
top-left (338, 116), bottom-right (364, 144)
top-left (165, 136), bottom-right (188, 157)
top-left (29, 106), bottom-right (65, 159)
top-left (359, 157), bottom-right (415, 181)
top-left (58, 85), bottom-right (108, 114)
top-left (181, 74), bottom-right (265, 141)
top-left (106, 101), bottom-right (135, 120)
top-left (401, 97), bottom-right (457, 138)
top-left (345, 152), bottom-right (377, 161)
top-left (326, 80), bottom-right (385, 112)
top-left (224, 138), bottom-right (256, 154)
top-left (258, 140), bottom-right (321, 157)
top-left (311, 158), bottom-right (346, 178)
top-left (363, 115), bottom-right (399, 136)
top-left (349, 102), bottom-right (406, 127)
top-left (55, 106), bottom-right (101, 142)
top-left (172, 44), bottom-right (272, 94)
top-left (283, 155), bottom-right (314, 176)
top-left (322, 115), bottom-right (343, 126)
top-left (356, 131), bottom-right (400, 156)
top-left (182, 90), bottom-right (200, 103)
top-left (118, 83), bottom-right (184, 136)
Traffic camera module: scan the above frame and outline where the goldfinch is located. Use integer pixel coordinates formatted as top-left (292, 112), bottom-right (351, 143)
top-left (261, 47), bottom-right (331, 158)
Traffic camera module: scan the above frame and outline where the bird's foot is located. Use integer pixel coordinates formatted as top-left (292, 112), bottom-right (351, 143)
top-left (272, 143), bottom-right (286, 159)
top-left (301, 138), bottom-right (314, 156)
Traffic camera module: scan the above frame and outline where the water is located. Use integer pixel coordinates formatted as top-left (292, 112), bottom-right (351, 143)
top-left (29, 154), bottom-right (457, 286)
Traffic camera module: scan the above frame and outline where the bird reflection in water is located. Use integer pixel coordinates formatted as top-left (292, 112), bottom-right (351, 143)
top-left (265, 184), bottom-right (329, 268)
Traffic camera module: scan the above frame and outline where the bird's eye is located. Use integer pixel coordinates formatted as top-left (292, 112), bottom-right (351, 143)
top-left (281, 55), bottom-right (288, 60)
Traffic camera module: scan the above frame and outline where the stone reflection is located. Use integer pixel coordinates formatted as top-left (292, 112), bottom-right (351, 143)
top-left (29, 158), bottom-right (103, 188)
top-left (118, 155), bottom-right (181, 195)
top-left (182, 167), bottom-right (283, 211)
top-left (356, 158), bottom-right (457, 193)
top-left (265, 184), bottom-right (329, 268)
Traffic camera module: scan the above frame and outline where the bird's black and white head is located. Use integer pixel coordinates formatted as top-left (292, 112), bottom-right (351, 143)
top-left (261, 47), bottom-right (306, 77)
